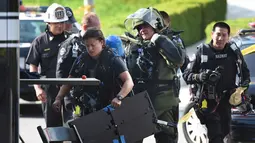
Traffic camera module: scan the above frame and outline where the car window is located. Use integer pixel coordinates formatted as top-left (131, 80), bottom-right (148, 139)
top-left (244, 52), bottom-right (255, 77)
top-left (20, 20), bottom-right (46, 43)
top-left (241, 43), bottom-right (254, 50)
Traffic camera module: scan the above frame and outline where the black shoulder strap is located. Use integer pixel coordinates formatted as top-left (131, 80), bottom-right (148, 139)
top-left (229, 42), bottom-right (241, 56)
top-left (197, 43), bottom-right (209, 57)
top-left (75, 52), bottom-right (89, 77)
top-left (59, 34), bottom-right (74, 48)
top-left (229, 42), bottom-right (243, 84)
top-left (101, 48), bottom-right (124, 97)
top-left (98, 47), bottom-right (116, 72)
top-left (197, 43), bottom-right (210, 49)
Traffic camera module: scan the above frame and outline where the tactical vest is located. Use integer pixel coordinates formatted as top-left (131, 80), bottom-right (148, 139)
top-left (77, 48), bottom-right (122, 107)
top-left (161, 28), bottom-right (185, 50)
top-left (198, 43), bottom-right (242, 84)
top-left (126, 42), bottom-right (179, 95)
top-left (196, 43), bottom-right (243, 114)
top-left (59, 32), bottom-right (86, 58)
top-left (161, 27), bottom-right (186, 75)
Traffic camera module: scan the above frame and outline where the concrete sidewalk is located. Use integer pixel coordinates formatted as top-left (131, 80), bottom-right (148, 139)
top-left (227, 0), bottom-right (255, 19)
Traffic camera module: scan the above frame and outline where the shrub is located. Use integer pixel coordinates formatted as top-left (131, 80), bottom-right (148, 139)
top-left (24, 0), bottom-right (227, 46)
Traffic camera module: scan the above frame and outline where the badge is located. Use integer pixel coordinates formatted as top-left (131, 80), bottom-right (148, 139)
top-left (55, 7), bottom-right (65, 19)
top-left (72, 43), bottom-right (78, 58)
top-left (66, 10), bottom-right (72, 17)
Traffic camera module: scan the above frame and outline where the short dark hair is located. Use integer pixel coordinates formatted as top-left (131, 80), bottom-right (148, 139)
top-left (82, 27), bottom-right (105, 41)
top-left (159, 11), bottom-right (170, 22)
top-left (212, 22), bottom-right (230, 35)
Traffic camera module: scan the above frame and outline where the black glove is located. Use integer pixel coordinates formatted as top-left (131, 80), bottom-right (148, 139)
top-left (192, 71), bottom-right (209, 82)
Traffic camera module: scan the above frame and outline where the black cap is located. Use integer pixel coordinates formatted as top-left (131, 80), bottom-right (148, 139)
top-left (65, 7), bottom-right (77, 24)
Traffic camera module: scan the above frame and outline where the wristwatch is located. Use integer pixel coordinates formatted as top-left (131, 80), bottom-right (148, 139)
top-left (116, 94), bottom-right (124, 101)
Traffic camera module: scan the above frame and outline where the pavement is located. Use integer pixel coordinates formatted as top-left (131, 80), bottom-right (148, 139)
top-left (227, 0), bottom-right (255, 19)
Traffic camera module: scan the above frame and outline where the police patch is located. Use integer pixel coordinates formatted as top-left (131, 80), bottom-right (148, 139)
top-left (215, 54), bottom-right (227, 59)
top-left (59, 48), bottom-right (66, 56)
top-left (55, 7), bottom-right (65, 19)
top-left (66, 10), bottom-right (72, 17)
top-left (201, 55), bottom-right (208, 63)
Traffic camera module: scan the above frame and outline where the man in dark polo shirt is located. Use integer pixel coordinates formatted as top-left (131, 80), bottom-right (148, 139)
top-left (26, 3), bottom-right (69, 138)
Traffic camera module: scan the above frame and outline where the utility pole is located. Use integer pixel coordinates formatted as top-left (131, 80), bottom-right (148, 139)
top-left (0, 0), bottom-right (19, 143)
top-left (84, 0), bottom-right (95, 14)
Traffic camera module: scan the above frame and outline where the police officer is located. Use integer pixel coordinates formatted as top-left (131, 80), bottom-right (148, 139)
top-left (56, 12), bottom-right (100, 79)
top-left (159, 10), bottom-right (189, 72)
top-left (64, 7), bottom-right (80, 34)
top-left (124, 7), bottom-right (185, 143)
top-left (183, 22), bottom-right (250, 143)
top-left (26, 3), bottom-right (69, 136)
top-left (56, 12), bottom-right (101, 114)
top-left (53, 28), bottom-right (134, 112)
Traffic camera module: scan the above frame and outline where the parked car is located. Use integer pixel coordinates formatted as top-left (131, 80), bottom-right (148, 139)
top-left (229, 29), bottom-right (255, 143)
top-left (19, 8), bottom-right (81, 104)
top-left (182, 29), bottom-right (255, 143)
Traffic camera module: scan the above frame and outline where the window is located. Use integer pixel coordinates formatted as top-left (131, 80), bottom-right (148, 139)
top-left (20, 20), bottom-right (46, 43)
top-left (241, 43), bottom-right (254, 50)
top-left (244, 53), bottom-right (255, 77)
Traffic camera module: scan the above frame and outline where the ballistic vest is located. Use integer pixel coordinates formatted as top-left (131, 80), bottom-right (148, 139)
top-left (197, 42), bottom-right (242, 93)
top-left (76, 48), bottom-right (122, 107)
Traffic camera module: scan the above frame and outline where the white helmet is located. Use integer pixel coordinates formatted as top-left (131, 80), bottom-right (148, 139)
top-left (44, 3), bottom-right (68, 23)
